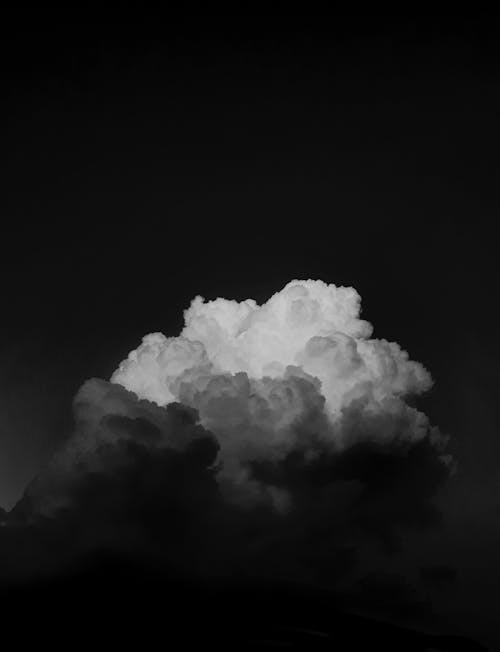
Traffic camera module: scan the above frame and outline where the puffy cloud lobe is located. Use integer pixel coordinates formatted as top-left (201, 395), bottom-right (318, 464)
top-left (111, 280), bottom-right (444, 509)
top-left (22, 379), bottom-right (217, 517)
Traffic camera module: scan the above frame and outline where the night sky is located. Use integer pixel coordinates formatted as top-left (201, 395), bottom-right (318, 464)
top-left (1, 13), bottom-right (499, 651)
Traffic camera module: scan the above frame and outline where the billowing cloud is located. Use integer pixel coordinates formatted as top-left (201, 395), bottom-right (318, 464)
top-left (7, 280), bottom-right (452, 590)
top-left (110, 279), bottom-right (448, 510)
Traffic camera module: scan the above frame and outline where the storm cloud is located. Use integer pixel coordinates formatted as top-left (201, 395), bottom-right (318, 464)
top-left (5, 280), bottom-right (452, 591)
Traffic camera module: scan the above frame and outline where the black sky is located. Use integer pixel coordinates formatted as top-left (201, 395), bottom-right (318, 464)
top-left (1, 13), bottom-right (499, 650)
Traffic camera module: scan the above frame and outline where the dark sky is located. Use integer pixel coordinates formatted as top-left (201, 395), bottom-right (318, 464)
top-left (1, 13), bottom-right (499, 650)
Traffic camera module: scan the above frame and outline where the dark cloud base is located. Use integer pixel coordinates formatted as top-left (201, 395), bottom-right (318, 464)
top-left (3, 393), bottom-right (450, 585)
top-left (0, 381), bottom-right (486, 649)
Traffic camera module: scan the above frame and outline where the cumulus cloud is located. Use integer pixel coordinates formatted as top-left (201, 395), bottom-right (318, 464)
top-left (110, 279), bottom-right (447, 510)
top-left (7, 279), bottom-right (451, 589)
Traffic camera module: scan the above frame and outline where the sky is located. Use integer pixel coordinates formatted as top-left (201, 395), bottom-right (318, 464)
top-left (1, 13), bottom-right (499, 650)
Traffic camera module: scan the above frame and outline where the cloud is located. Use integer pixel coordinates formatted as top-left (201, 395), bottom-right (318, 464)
top-left (110, 279), bottom-right (448, 510)
top-left (4, 280), bottom-right (452, 593)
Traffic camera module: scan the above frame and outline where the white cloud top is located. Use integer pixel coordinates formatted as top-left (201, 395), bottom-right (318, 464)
top-left (108, 280), bottom-right (438, 510)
